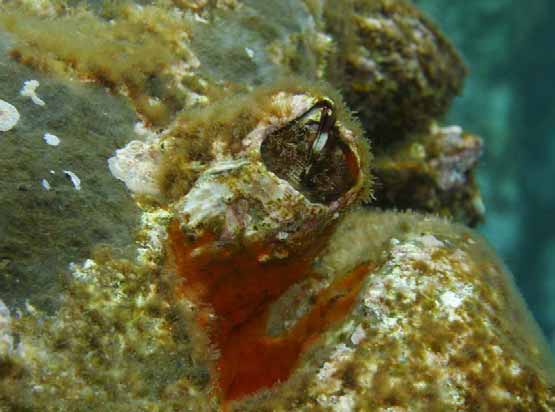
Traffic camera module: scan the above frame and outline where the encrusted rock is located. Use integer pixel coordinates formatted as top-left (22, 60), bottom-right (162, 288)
top-left (373, 123), bottom-right (485, 225)
top-left (1, 211), bottom-right (553, 412)
top-left (0, 1), bottom-right (551, 412)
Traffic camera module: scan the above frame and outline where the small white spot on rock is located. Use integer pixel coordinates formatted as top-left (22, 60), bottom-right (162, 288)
top-left (0, 99), bottom-right (20, 132)
top-left (350, 324), bottom-right (367, 345)
top-left (108, 139), bottom-right (161, 196)
top-left (335, 393), bottom-right (356, 412)
top-left (439, 285), bottom-right (473, 322)
top-left (194, 14), bottom-right (209, 24)
top-left (441, 291), bottom-right (463, 309)
top-left (442, 125), bottom-right (463, 135)
top-left (41, 179), bottom-right (51, 190)
top-left (20, 80), bottom-right (46, 106)
top-left (43, 132), bottom-right (60, 146)
top-left (472, 194), bottom-right (486, 216)
top-left (64, 170), bottom-right (81, 191)
top-left (418, 234), bottom-right (444, 249)
top-left (245, 47), bottom-right (255, 59)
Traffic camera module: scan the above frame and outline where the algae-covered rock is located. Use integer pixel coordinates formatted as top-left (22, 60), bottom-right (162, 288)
top-left (323, 0), bottom-right (466, 148)
top-left (1, 211), bottom-right (553, 411)
top-left (372, 123), bottom-right (485, 225)
top-left (0, 0), bottom-right (465, 138)
top-left (234, 210), bottom-right (555, 411)
top-left (0, 0), bottom-right (552, 411)
top-left (0, 32), bottom-right (140, 311)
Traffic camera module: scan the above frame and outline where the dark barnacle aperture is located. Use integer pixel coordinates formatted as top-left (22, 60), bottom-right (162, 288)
top-left (260, 100), bottom-right (358, 204)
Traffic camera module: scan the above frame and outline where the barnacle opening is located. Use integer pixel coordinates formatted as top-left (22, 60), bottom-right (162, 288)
top-left (260, 100), bottom-right (359, 204)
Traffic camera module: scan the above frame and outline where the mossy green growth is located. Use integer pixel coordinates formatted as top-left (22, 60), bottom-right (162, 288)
top-left (0, 0), bottom-right (466, 138)
top-left (0, 32), bottom-right (140, 312)
top-left (322, 0), bottom-right (467, 149)
top-left (0, 3), bottom-right (198, 126)
top-left (0, 252), bottom-right (217, 412)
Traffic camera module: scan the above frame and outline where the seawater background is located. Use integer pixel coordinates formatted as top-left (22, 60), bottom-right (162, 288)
top-left (415, 0), bottom-right (555, 348)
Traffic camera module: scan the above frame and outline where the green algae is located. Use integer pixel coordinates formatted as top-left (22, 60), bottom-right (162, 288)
top-left (0, 253), bottom-right (217, 412)
top-left (0, 1), bottom-right (552, 411)
top-left (0, 33), bottom-right (140, 312)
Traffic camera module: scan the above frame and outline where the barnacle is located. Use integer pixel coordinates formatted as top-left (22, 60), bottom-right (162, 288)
top-left (159, 86), bottom-right (371, 249)
top-left (159, 88), bottom-right (373, 404)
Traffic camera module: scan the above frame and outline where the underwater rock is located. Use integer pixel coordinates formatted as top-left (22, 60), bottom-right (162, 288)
top-left (323, 0), bottom-right (466, 148)
top-left (233, 210), bottom-right (555, 411)
top-left (0, 1), bottom-right (552, 412)
top-left (1, 211), bottom-right (554, 411)
top-left (0, 31), bottom-right (141, 311)
top-left (372, 123), bottom-right (485, 225)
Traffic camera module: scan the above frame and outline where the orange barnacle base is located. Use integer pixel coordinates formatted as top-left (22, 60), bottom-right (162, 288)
top-left (168, 220), bottom-right (372, 407)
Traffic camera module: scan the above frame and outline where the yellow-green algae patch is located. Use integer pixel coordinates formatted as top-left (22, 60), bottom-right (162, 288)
top-left (0, 0), bottom-right (466, 136)
top-left (0, 248), bottom-right (217, 412)
top-left (1, 210), bottom-right (553, 411)
top-left (0, 4), bottom-right (191, 126)
top-left (233, 210), bottom-right (555, 411)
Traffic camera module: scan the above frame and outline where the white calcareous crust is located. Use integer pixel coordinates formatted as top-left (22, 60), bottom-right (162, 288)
top-left (108, 139), bottom-right (162, 197)
top-left (0, 99), bottom-right (20, 132)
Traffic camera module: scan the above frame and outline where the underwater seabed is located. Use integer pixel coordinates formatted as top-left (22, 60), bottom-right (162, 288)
top-left (0, 0), bottom-right (554, 411)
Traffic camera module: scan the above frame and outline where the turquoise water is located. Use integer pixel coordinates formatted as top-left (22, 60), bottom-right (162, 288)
top-left (416, 0), bottom-right (555, 347)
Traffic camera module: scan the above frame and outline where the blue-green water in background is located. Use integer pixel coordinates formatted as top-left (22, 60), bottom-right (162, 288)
top-left (415, 0), bottom-right (555, 348)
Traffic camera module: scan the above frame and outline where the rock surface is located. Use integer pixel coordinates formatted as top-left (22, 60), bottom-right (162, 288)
top-left (416, 0), bottom-right (555, 347)
top-left (1, 211), bottom-right (554, 411)
top-left (0, 31), bottom-right (141, 311)
top-left (0, 1), bottom-right (552, 411)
